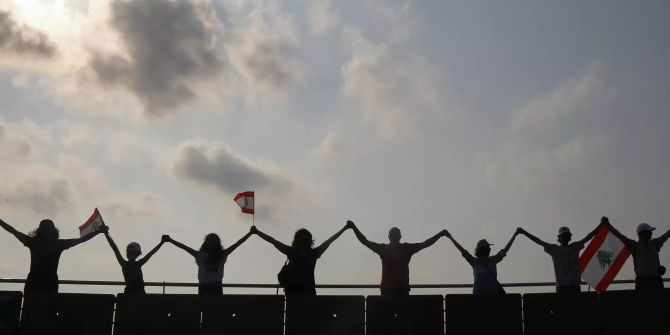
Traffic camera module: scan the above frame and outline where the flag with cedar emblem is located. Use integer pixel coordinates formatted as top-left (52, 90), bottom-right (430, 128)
top-left (234, 191), bottom-right (254, 214)
top-left (579, 224), bottom-right (631, 291)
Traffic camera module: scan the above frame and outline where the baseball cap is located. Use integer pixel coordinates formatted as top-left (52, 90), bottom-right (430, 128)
top-left (636, 223), bottom-right (655, 234)
top-left (127, 242), bottom-right (142, 254)
top-left (558, 227), bottom-right (572, 235)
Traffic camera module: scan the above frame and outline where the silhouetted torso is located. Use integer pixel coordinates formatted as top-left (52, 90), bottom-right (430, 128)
top-left (23, 238), bottom-right (75, 293)
top-left (122, 260), bottom-right (145, 294)
top-left (285, 248), bottom-right (320, 295)
top-left (544, 243), bottom-right (584, 287)
top-left (371, 243), bottom-right (420, 291)
top-left (463, 251), bottom-right (506, 295)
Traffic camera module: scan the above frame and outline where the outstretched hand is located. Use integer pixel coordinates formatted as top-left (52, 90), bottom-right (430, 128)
top-left (250, 226), bottom-right (259, 234)
top-left (97, 225), bottom-right (109, 234)
top-left (600, 216), bottom-right (611, 227)
top-left (161, 235), bottom-right (171, 243)
top-left (516, 227), bottom-right (525, 235)
top-left (346, 220), bottom-right (355, 230)
top-left (442, 229), bottom-right (451, 238)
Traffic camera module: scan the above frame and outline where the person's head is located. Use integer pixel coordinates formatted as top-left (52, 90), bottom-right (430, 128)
top-left (200, 233), bottom-right (224, 265)
top-left (557, 227), bottom-right (572, 246)
top-left (474, 239), bottom-right (492, 258)
top-left (636, 223), bottom-right (655, 242)
top-left (126, 242), bottom-right (142, 261)
top-left (200, 233), bottom-right (224, 253)
top-left (292, 228), bottom-right (314, 250)
top-left (31, 219), bottom-right (59, 241)
top-left (388, 227), bottom-right (401, 244)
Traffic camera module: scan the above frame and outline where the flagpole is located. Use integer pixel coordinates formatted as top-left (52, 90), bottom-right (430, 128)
top-left (252, 189), bottom-right (255, 227)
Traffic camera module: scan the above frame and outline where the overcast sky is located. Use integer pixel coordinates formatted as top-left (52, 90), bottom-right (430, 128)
top-left (0, 0), bottom-right (668, 294)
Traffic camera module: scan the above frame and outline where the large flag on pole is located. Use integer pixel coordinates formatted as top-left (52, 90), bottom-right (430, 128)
top-left (234, 191), bottom-right (255, 214)
top-left (579, 224), bottom-right (631, 291)
top-left (79, 208), bottom-right (105, 236)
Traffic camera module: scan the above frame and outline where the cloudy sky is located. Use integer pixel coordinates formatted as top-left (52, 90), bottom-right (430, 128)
top-left (0, 0), bottom-right (668, 294)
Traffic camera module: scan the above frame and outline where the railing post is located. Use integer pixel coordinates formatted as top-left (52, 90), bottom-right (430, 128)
top-left (163, 281), bottom-right (166, 294)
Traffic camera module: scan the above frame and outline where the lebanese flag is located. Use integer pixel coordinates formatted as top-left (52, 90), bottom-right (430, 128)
top-left (579, 224), bottom-right (631, 291)
top-left (234, 191), bottom-right (254, 214)
top-left (79, 208), bottom-right (105, 236)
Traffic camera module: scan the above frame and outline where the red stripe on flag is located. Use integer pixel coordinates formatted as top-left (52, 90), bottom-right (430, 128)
top-left (79, 208), bottom-right (101, 230)
top-left (579, 225), bottom-right (608, 272)
top-left (241, 208), bottom-right (254, 214)
top-left (234, 191), bottom-right (254, 201)
top-left (595, 247), bottom-right (631, 291)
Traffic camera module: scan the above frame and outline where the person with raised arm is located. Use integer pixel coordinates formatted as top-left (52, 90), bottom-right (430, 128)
top-left (603, 216), bottom-right (670, 290)
top-left (103, 229), bottom-right (168, 294)
top-left (250, 224), bottom-right (349, 296)
top-left (347, 220), bottom-right (445, 296)
top-left (444, 229), bottom-right (518, 295)
top-left (164, 228), bottom-right (253, 295)
top-left (517, 224), bottom-right (600, 294)
top-left (0, 218), bottom-right (107, 293)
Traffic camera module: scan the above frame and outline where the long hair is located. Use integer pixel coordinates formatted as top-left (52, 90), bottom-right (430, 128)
top-left (199, 233), bottom-right (224, 266)
top-left (30, 219), bottom-right (59, 241)
top-left (291, 229), bottom-right (314, 251)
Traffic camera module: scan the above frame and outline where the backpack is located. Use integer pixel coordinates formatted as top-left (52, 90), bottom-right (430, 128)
top-left (277, 258), bottom-right (294, 288)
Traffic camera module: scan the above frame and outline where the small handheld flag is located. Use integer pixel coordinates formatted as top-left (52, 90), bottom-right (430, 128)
top-left (579, 224), bottom-right (631, 291)
top-left (234, 191), bottom-right (255, 214)
top-left (79, 208), bottom-right (105, 236)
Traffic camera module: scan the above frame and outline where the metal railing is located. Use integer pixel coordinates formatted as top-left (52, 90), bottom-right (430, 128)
top-left (1, 277), bottom-right (668, 292)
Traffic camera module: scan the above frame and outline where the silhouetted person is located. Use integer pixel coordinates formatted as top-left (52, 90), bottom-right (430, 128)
top-left (445, 230), bottom-right (518, 295)
top-left (604, 217), bottom-right (670, 290)
top-left (103, 229), bottom-right (167, 294)
top-left (518, 225), bottom-right (599, 294)
top-left (164, 229), bottom-right (253, 295)
top-left (250, 224), bottom-right (349, 296)
top-left (0, 218), bottom-right (107, 293)
top-left (347, 220), bottom-right (444, 296)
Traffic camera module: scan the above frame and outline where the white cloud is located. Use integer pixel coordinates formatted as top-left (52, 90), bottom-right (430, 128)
top-left (485, 63), bottom-right (610, 187)
top-left (307, 0), bottom-right (339, 37)
top-left (341, 29), bottom-right (438, 140)
top-left (315, 131), bottom-right (346, 158)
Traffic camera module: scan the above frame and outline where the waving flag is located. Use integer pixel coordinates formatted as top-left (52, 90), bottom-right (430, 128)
top-left (79, 208), bottom-right (105, 236)
top-left (234, 191), bottom-right (255, 214)
top-left (579, 224), bottom-right (631, 291)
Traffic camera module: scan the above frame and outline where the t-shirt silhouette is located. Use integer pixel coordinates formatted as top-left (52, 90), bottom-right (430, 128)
top-left (23, 237), bottom-right (79, 293)
top-left (463, 250), bottom-right (506, 295)
top-left (369, 243), bottom-right (422, 290)
top-left (196, 251), bottom-right (228, 283)
top-left (544, 242), bottom-right (584, 287)
top-left (121, 260), bottom-right (145, 294)
top-left (619, 238), bottom-right (665, 278)
top-left (285, 248), bottom-right (321, 295)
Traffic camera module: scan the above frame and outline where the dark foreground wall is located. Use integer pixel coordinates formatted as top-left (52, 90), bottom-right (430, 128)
top-left (1, 289), bottom-right (669, 335)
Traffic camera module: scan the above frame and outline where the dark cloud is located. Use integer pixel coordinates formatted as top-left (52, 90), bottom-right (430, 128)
top-left (173, 139), bottom-right (291, 195)
top-left (0, 11), bottom-right (56, 57)
top-left (90, 0), bottom-right (222, 117)
top-left (0, 176), bottom-right (73, 215)
top-left (241, 38), bottom-right (297, 89)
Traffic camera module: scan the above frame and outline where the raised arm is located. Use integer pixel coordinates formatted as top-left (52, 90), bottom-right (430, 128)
top-left (601, 217), bottom-right (634, 246)
top-left (250, 226), bottom-right (291, 255)
top-left (61, 225), bottom-right (108, 249)
top-left (347, 220), bottom-right (382, 253)
top-left (444, 231), bottom-right (473, 259)
top-left (165, 236), bottom-right (198, 258)
top-left (314, 224), bottom-right (349, 256)
top-left (517, 227), bottom-right (550, 248)
top-left (577, 224), bottom-right (602, 245)
top-left (656, 228), bottom-right (670, 245)
top-left (0, 219), bottom-right (31, 245)
top-left (103, 230), bottom-right (126, 265)
top-left (494, 231), bottom-right (519, 259)
top-left (137, 236), bottom-right (168, 266)
top-left (411, 230), bottom-right (445, 253)
top-left (223, 230), bottom-right (253, 256)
